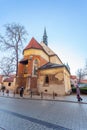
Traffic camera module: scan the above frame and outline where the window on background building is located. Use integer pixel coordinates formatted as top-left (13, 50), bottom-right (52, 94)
top-left (8, 82), bottom-right (11, 86)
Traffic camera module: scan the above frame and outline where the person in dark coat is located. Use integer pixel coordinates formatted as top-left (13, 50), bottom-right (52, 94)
top-left (20, 86), bottom-right (24, 97)
top-left (1, 85), bottom-right (6, 95)
top-left (30, 89), bottom-right (33, 98)
top-left (76, 84), bottom-right (82, 102)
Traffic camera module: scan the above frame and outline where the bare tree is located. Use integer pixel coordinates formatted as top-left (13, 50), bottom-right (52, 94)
top-left (76, 68), bottom-right (84, 83)
top-left (0, 57), bottom-right (15, 76)
top-left (0, 23), bottom-right (27, 76)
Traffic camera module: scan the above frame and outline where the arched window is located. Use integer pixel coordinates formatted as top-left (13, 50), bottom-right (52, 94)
top-left (34, 66), bottom-right (37, 75)
top-left (33, 59), bottom-right (39, 76)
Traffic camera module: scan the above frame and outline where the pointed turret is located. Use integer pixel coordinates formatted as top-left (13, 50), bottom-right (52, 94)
top-left (43, 28), bottom-right (48, 46)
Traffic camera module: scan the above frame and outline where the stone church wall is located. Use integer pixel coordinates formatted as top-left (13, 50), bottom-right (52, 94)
top-left (24, 49), bottom-right (49, 62)
top-left (37, 68), bottom-right (66, 95)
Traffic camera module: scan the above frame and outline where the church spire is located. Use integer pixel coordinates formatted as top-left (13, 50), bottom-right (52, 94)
top-left (43, 27), bottom-right (48, 46)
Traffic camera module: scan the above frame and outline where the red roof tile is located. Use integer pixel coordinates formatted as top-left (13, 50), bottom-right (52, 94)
top-left (70, 75), bottom-right (77, 79)
top-left (80, 80), bottom-right (87, 84)
top-left (24, 37), bottom-right (43, 50)
top-left (3, 77), bottom-right (14, 82)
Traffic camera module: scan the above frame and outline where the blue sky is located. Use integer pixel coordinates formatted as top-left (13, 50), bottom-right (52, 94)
top-left (0, 0), bottom-right (87, 75)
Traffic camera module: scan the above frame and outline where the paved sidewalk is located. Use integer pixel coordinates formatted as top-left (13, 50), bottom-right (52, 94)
top-left (0, 91), bottom-right (87, 104)
top-left (0, 92), bottom-right (87, 130)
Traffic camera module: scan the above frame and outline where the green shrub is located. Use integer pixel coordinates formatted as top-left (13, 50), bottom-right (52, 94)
top-left (72, 87), bottom-right (76, 93)
top-left (72, 87), bottom-right (87, 94)
top-left (80, 87), bottom-right (87, 94)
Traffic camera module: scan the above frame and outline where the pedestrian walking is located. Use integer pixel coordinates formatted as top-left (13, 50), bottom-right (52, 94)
top-left (76, 84), bottom-right (83, 102)
top-left (20, 86), bottom-right (24, 97)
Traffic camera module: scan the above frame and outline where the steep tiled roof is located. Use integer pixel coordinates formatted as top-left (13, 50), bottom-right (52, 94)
top-left (40, 42), bottom-right (63, 64)
top-left (70, 75), bottom-right (77, 79)
top-left (3, 77), bottom-right (14, 82)
top-left (24, 37), bottom-right (43, 50)
top-left (40, 42), bottom-right (55, 56)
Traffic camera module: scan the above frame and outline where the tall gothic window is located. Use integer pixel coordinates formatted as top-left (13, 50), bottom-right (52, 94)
top-left (33, 59), bottom-right (39, 76)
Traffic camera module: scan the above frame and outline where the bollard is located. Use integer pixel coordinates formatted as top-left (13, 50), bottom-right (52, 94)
top-left (41, 92), bottom-right (43, 99)
top-left (30, 91), bottom-right (32, 98)
top-left (53, 92), bottom-right (55, 99)
top-left (13, 91), bottom-right (15, 97)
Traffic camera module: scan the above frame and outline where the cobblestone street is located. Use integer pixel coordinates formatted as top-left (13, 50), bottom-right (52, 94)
top-left (0, 94), bottom-right (87, 130)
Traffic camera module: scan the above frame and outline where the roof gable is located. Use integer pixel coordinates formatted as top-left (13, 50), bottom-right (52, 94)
top-left (24, 37), bottom-right (43, 50)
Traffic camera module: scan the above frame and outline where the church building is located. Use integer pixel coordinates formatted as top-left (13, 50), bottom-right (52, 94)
top-left (17, 29), bottom-right (71, 96)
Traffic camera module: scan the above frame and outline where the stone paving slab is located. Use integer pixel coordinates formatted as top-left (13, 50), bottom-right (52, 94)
top-left (0, 96), bottom-right (87, 130)
top-left (0, 127), bottom-right (5, 130)
top-left (0, 108), bottom-right (70, 130)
